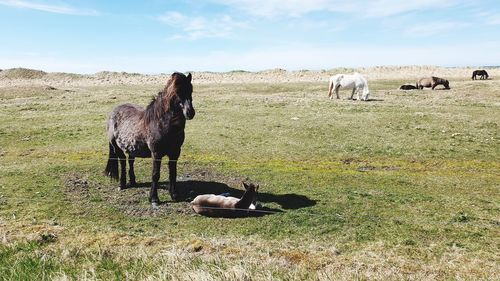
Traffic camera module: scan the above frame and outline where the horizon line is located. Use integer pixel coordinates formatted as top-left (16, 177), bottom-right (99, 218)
top-left (1, 65), bottom-right (499, 76)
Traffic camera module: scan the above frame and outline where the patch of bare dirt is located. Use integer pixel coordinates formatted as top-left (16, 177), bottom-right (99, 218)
top-left (63, 167), bottom-right (252, 218)
top-left (64, 173), bottom-right (91, 194)
top-left (356, 166), bottom-right (377, 172)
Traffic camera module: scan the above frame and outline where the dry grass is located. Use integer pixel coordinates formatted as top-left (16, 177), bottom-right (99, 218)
top-left (2, 228), bottom-right (497, 280)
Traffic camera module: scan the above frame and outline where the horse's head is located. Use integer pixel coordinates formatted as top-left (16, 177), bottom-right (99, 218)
top-left (167, 72), bottom-right (195, 120)
top-left (242, 182), bottom-right (259, 206)
top-left (443, 79), bottom-right (450, 89)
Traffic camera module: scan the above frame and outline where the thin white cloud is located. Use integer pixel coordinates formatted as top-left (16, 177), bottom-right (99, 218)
top-left (481, 12), bottom-right (500, 25)
top-left (360, 1), bottom-right (459, 17)
top-left (405, 21), bottom-right (469, 35)
top-left (213, 0), bottom-right (461, 18)
top-left (158, 11), bottom-right (248, 40)
top-left (214, 0), bottom-right (335, 18)
top-left (0, 0), bottom-right (99, 15)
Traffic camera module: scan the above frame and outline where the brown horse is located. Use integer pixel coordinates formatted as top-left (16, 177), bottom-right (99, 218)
top-left (472, 70), bottom-right (489, 80)
top-left (104, 72), bottom-right (195, 206)
top-left (191, 182), bottom-right (259, 217)
top-left (416, 76), bottom-right (450, 90)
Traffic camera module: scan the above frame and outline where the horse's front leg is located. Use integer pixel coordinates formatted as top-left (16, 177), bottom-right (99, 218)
top-left (350, 88), bottom-right (355, 100)
top-left (168, 156), bottom-right (179, 201)
top-left (335, 87), bottom-right (340, 99)
top-left (357, 88), bottom-right (363, 101)
top-left (149, 154), bottom-right (161, 206)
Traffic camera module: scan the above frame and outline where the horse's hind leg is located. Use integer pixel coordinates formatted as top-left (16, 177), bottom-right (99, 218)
top-left (335, 85), bottom-right (341, 99)
top-left (116, 149), bottom-right (127, 189)
top-left (128, 156), bottom-right (137, 187)
top-left (349, 88), bottom-right (355, 100)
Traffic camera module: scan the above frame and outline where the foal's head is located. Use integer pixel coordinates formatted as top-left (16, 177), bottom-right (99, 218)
top-left (242, 182), bottom-right (259, 205)
top-left (165, 72), bottom-right (195, 120)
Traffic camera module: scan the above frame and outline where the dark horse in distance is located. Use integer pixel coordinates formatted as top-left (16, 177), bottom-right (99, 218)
top-left (104, 72), bottom-right (195, 206)
top-left (399, 84), bottom-right (418, 90)
top-left (472, 70), bottom-right (489, 80)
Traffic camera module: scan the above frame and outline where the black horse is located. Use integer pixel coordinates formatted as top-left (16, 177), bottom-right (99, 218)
top-left (104, 72), bottom-right (195, 206)
top-left (472, 70), bottom-right (489, 80)
top-left (399, 84), bottom-right (418, 90)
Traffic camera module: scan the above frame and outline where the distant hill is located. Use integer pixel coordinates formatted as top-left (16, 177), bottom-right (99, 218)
top-left (0, 68), bottom-right (47, 79)
top-left (0, 66), bottom-right (498, 87)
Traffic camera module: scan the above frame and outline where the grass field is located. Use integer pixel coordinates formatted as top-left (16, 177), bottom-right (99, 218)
top-left (0, 74), bottom-right (499, 280)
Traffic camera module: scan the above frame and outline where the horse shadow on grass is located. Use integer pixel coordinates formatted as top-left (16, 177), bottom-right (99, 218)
top-left (127, 180), bottom-right (316, 216)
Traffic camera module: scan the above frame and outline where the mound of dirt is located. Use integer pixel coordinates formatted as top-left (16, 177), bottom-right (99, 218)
top-left (95, 71), bottom-right (143, 79)
top-left (45, 72), bottom-right (85, 80)
top-left (0, 68), bottom-right (47, 79)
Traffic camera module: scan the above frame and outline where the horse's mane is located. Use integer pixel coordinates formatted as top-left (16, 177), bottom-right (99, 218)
top-left (143, 73), bottom-right (183, 125)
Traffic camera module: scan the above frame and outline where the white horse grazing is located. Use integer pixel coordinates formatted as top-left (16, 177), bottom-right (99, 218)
top-left (327, 73), bottom-right (370, 101)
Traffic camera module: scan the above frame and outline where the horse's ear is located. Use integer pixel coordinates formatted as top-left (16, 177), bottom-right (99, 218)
top-left (187, 73), bottom-right (192, 83)
top-left (255, 184), bottom-right (259, 192)
top-left (242, 182), bottom-right (249, 190)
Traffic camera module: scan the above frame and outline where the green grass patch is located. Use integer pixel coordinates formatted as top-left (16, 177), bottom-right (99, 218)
top-left (0, 79), bottom-right (499, 279)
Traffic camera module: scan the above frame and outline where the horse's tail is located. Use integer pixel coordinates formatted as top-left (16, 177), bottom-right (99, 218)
top-left (104, 141), bottom-right (119, 181)
top-left (328, 78), bottom-right (334, 97)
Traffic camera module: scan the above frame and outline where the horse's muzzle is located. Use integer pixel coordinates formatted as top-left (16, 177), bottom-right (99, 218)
top-left (181, 100), bottom-right (195, 120)
top-left (185, 109), bottom-right (195, 120)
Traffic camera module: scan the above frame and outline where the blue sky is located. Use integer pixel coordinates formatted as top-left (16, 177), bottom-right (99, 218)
top-left (1, 0), bottom-right (499, 73)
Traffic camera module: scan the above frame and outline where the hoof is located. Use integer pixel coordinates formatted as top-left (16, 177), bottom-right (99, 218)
top-left (151, 201), bottom-right (160, 209)
top-left (148, 196), bottom-right (160, 204)
top-left (119, 185), bottom-right (127, 190)
top-left (170, 193), bottom-right (180, 202)
top-left (126, 181), bottom-right (137, 188)
top-left (169, 186), bottom-right (180, 202)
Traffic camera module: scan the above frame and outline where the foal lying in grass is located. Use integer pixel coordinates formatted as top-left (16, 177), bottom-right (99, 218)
top-left (191, 182), bottom-right (259, 217)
